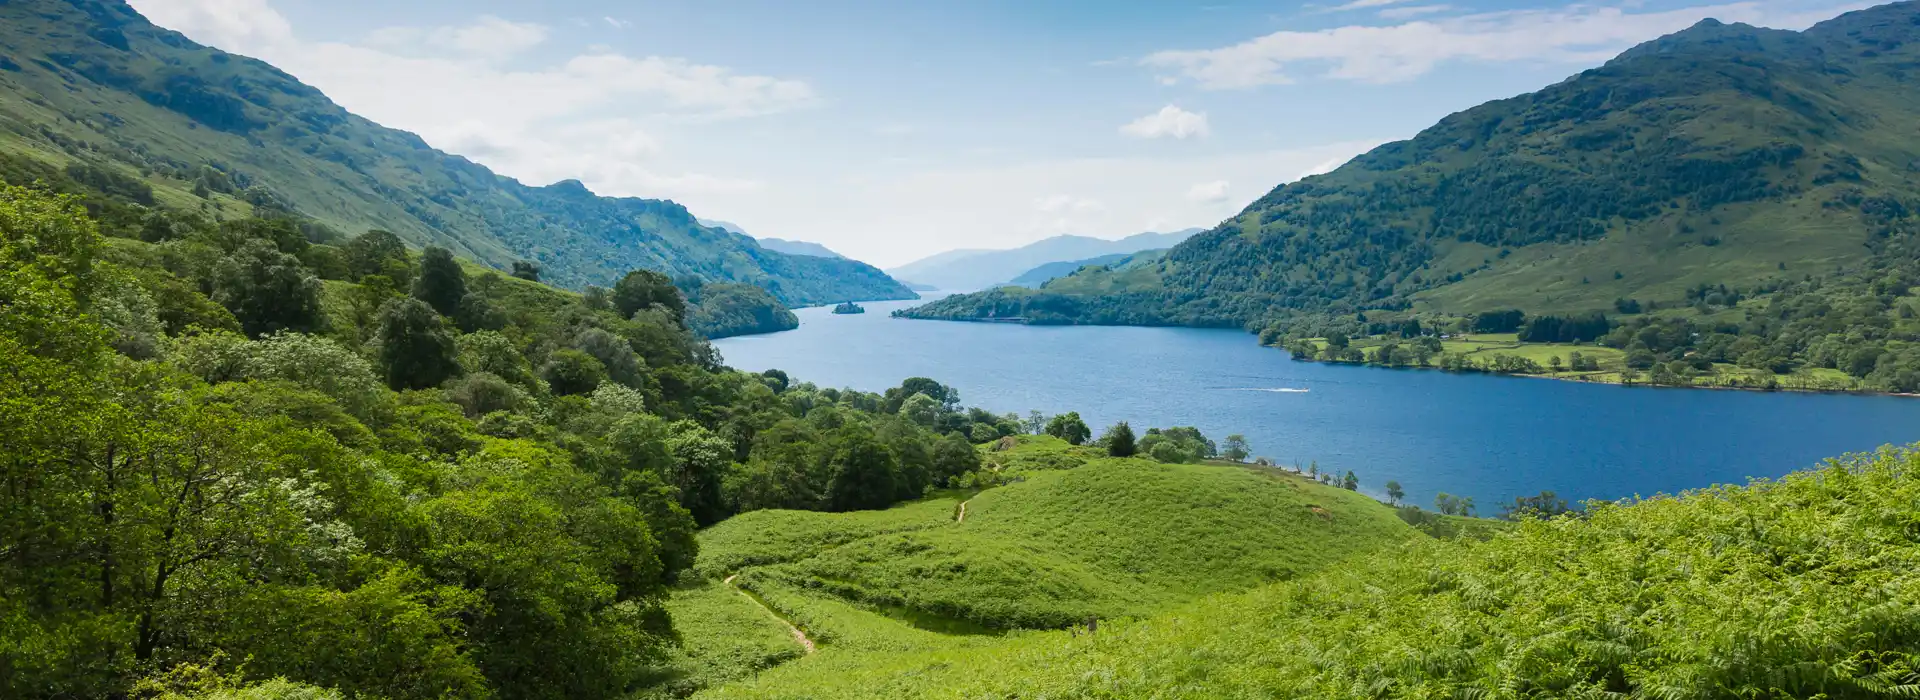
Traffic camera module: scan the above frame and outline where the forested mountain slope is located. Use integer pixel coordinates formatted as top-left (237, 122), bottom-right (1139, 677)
top-left (0, 0), bottom-right (913, 304)
top-left (908, 2), bottom-right (1920, 326)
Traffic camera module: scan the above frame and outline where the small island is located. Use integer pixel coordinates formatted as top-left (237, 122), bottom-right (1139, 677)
top-left (832, 301), bottom-right (867, 314)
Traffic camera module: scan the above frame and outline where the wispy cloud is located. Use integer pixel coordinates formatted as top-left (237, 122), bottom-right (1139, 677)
top-left (129, 0), bottom-right (807, 198)
top-left (1378, 4), bottom-right (1456, 19)
top-left (1145, 1), bottom-right (1865, 87)
top-left (1120, 105), bottom-right (1210, 139)
top-left (1186, 180), bottom-right (1231, 203)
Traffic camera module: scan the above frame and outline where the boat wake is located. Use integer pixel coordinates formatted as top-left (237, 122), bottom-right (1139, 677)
top-left (1225, 387), bottom-right (1311, 394)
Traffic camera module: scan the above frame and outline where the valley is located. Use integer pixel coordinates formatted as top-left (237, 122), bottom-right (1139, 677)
top-left (3, 0), bottom-right (1920, 698)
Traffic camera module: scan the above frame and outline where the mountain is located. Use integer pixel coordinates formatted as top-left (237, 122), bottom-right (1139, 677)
top-left (886, 229), bottom-right (1201, 291)
top-left (0, 0), bottom-right (913, 305)
top-left (696, 218), bottom-right (847, 259)
top-left (1005, 251), bottom-right (1147, 288)
top-left (906, 4), bottom-right (1920, 327)
top-left (757, 238), bottom-right (846, 259)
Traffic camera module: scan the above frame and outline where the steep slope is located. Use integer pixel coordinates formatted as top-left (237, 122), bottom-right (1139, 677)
top-left (887, 229), bottom-right (1199, 291)
top-left (907, 3), bottom-right (1920, 326)
top-left (0, 0), bottom-right (914, 305)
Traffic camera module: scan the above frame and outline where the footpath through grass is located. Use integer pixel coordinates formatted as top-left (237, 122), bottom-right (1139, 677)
top-left (661, 436), bottom-right (1429, 694)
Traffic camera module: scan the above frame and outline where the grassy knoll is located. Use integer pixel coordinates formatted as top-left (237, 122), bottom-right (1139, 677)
top-left (700, 447), bottom-right (1920, 699)
top-left (752, 454), bottom-right (1416, 630)
top-left (692, 496), bottom-right (967, 579)
top-left (662, 437), bottom-right (1431, 694)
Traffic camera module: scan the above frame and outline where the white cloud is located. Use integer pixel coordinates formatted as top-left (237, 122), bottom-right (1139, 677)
top-left (1120, 105), bottom-right (1210, 139)
top-left (1323, 0), bottom-right (1419, 11)
top-left (1145, 1), bottom-right (1866, 86)
top-left (604, 17), bottom-right (632, 29)
top-left (1298, 153), bottom-right (1358, 179)
top-left (1186, 180), bottom-right (1231, 203)
top-left (1378, 4), bottom-right (1455, 19)
top-left (364, 15), bottom-right (549, 59)
top-left (127, 0), bottom-right (812, 200)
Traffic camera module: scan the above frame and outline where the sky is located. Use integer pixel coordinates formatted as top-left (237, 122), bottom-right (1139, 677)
top-left (127, 0), bottom-right (1872, 268)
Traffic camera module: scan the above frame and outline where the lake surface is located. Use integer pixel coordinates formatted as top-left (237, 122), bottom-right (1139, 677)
top-left (716, 297), bottom-right (1920, 511)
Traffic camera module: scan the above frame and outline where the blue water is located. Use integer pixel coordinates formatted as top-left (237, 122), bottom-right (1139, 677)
top-left (715, 298), bottom-right (1920, 511)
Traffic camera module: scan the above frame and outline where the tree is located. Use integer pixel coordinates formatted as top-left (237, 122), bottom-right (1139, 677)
top-left (898, 392), bottom-right (941, 427)
top-left (412, 246), bottom-right (467, 317)
top-left (1221, 434), bottom-right (1250, 462)
top-left (1342, 470), bottom-right (1359, 491)
top-left (613, 270), bottom-right (685, 322)
top-left (1385, 480), bottom-right (1405, 506)
top-left (541, 349), bottom-right (607, 396)
top-left (573, 328), bottom-right (646, 388)
top-left (510, 260), bottom-right (540, 282)
top-left (1044, 412), bottom-right (1091, 445)
top-left (825, 429), bottom-right (901, 511)
top-left (213, 239), bottom-right (322, 336)
top-left (1104, 421), bottom-right (1137, 457)
top-left (374, 298), bottom-right (461, 389)
top-left (931, 433), bottom-right (981, 486)
top-left (1023, 410), bottom-right (1048, 435)
top-left (343, 230), bottom-right (410, 286)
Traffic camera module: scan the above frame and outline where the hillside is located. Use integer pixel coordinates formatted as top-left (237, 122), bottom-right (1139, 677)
top-left (907, 3), bottom-right (1920, 325)
top-left (1004, 251), bottom-right (1137, 288)
top-left (651, 436), bottom-right (1422, 695)
top-left (698, 446), bottom-right (1920, 699)
top-left (760, 239), bottom-right (846, 259)
top-left (886, 229), bottom-right (1199, 291)
top-left (0, 0), bottom-right (913, 305)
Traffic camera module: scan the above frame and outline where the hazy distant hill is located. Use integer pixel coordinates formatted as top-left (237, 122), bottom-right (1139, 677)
top-left (0, 0), bottom-right (912, 305)
top-left (696, 218), bottom-right (848, 259)
top-left (887, 229), bottom-right (1201, 291)
top-left (908, 5), bottom-right (1920, 325)
top-left (1004, 252), bottom-right (1139, 288)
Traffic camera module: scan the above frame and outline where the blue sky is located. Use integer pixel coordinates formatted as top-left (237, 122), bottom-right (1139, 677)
top-left (131, 0), bottom-right (1869, 267)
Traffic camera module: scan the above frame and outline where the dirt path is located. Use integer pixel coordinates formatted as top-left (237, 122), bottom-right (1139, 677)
top-left (956, 496), bottom-right (974, 523)
top-left (724, 574), bottom-right (815, 654)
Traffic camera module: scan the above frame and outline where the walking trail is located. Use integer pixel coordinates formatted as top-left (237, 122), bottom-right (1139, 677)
top-left (723, 494), bottom-right (979, 657)
top-left (724, 574), bottom-right (815, 654)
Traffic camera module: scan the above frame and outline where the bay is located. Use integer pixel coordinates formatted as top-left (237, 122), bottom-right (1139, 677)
top-left (715, 297), bottom-right (1920, 510)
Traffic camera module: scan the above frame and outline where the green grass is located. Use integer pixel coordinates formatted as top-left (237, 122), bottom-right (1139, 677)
top-left (692, 496), bottom-right (966, 580)
top-left (664, 438), bottom-right (1434, 695)
top-left (699, 446), bottom-right (1920, 699)
top-left (709, 438), bottom-right (1419, 635)
top-left (639, 580), bottom-right (807, 698)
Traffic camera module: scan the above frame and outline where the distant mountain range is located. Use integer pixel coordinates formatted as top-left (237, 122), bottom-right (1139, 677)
top-left (908, 4), bottom-right (1920, 326)
top-left (887, 229), bottom-right (1202, 291)
top-left (697, 218), bottom-right (848, 260)
top-left (0, 0), bottom-right (912, 305)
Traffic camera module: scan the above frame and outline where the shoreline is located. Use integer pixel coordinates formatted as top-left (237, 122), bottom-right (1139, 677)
top-left (1284, 354), bottom-right (1918, 398)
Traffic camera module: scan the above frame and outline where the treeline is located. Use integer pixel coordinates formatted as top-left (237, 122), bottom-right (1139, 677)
top-left (680, 280), bottom-right (799, 339)
top-left (0, 185), bottom-right (1010, 699)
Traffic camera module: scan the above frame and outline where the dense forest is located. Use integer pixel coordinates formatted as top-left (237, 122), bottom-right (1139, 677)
top-left (0, 183), bottom-right (1016, 699)
top-left (0, 0), bottom-right (916, 303)
top-left (904, 3), bottom-right (1920, 344)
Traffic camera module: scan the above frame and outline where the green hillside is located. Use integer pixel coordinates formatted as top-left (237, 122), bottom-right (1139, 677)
top-left (647, 437), bottom-right (1424, 696)
top-left (743, 443), bottom-right (1415, 630)
top-left (700, 446), bottom-right (1920, 699)
top-left (0, 0), bottom-right (913, 305)
top-left (906, 3), bottom-right (1920, 325)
